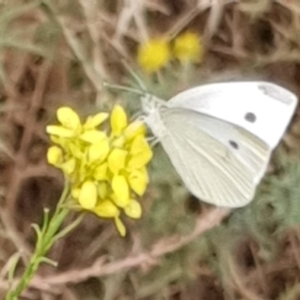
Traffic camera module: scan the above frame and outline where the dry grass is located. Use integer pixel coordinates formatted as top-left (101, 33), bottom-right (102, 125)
top-left (0, 0), bottom-right (300, 299)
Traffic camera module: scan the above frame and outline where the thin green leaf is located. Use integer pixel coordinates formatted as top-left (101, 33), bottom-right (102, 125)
top-left (31, 224), bottom-right (42, 251)
top-left (7, 252), bottom-right (21, 285)
top-left (41, 208), bottom-right (50, 236)
top-left (36, 256), bottom-right (58, 267)
top-left (53, 214), bottom-right (84, 242)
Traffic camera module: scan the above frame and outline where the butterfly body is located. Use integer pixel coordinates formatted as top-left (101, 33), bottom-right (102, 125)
top-left (142, 82), bottom-right (298, 207)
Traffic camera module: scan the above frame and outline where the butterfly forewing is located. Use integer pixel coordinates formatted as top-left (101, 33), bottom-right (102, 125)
top-left (168, 82), bottom-right (297, 149)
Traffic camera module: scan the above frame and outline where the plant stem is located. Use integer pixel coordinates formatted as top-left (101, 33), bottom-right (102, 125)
top-left (5, 183), bottom-right (71, 300)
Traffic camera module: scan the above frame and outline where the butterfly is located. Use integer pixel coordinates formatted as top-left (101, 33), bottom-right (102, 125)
top-left (141, 81), bottom-right (298, 207)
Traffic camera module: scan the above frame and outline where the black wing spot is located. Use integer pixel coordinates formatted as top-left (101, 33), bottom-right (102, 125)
top-left (229, 140), bottom-right (239, 150)
top-left (245, 112), bottom-right (256, 123)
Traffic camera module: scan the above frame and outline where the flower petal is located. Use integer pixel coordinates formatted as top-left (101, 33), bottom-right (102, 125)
top-left (61, 158), bottom-right (76, 175)
top-left (68, 142), bottom-right (84, 159)
top-left (98, 182), bottom-right (107, 199)
top-left (47, 146), bottom-right (63, 165)
top-left (140, 167), bottom-right (149, 184)
top-left (111, 105), bottom-right (127, 136)
top-left (46, 125), bottom-right (75, 138)
top-left (130, 135), bottom-right (151, 155)
top-left (127, 144), bottom-right (153, 170)
top-left (114, 217), bottom-right (126, 237)
top-left (124, 199), bottom-right (142, 219)
top-left (83, 112), bottom-right (109, 129)
top-left (128, 135), bottom-right (152, 168)
top-left (128, 169), bottom-right (148, 196)
top-left (71, 187), bottom-right (80, 199)
top-left (78, 181), bottom-right (97, 209)
top-left (93, 163), bottom-right (108, 181)
top-left (112, 175), bottom-right (130, 207)
top-left (124, 121), bottom-right (146, 141)
top-left (93, 200), bottom-right (119, 218)
top-left (57, 107), bottom-right (81, 130)
top-left (108, 148), bottom-right (128, 174)
top-left (88, 138), bottom-right (110, 163)
top-left (111, 136), bottom-right (125, 148)
top-left (79, 130), bottom-right (106, 143)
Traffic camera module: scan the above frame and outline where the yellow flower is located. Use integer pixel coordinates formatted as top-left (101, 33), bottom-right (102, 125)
top-left (124, 199), bottom-right (142, 219)
top-left (108, 148), bottom-right (127, 175)
top-left (94, 200), bottom-right (120, 218)
top-left (88, 138), bottom-right (110, 163)
top-left (46, 105), bottom-right (153, 237)
top-left (47, 146), bottom-right (63, 166)
top-left (46, 126), bottom-right (75, 138)
top-left (46, 107), bottom-right (82, 138)
top-left (94, 200), bottom-right (126, 237)
top-left (124, 121), bottom-right (146, 141)
top-left (137, 38), bottom-right (171, 73)
top-left (127, 135), bottom-right (153, 170)
top-left (114, 217), bottom-right (126, 237)
top-left (57, 107), bottom-right (81, 130)
top-left (111, 105), bottom-right (127, 136)
top-left (61, 158), bottom-right (76, 175)
top-left (112, 175), bottom-right (130, 207)
top-left (78, 181), bottom-right (97, 209)
top-left (98, 182), bottom-right (107, 199)
top-left (128, 169), bottom-right (148, 196)
top-left (83, 112), bottom-right (109, 130)
top-left (173, 32), bottom-right (203, 63)
top-left (93, 163), bottom-right (108, 181)
top-left (79, 130), bottom-right (107, 143)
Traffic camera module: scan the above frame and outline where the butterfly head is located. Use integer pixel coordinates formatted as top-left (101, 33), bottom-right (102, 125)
top-left (141, 94), bottom-right (165, 115)
top-left (140, 94), bottom-right (167, 138)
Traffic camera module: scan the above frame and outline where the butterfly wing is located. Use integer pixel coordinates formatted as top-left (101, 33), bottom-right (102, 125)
top-left (168, 81), bottom-right (298, 149)
top-left (159, 107), bottom-right (270, 207)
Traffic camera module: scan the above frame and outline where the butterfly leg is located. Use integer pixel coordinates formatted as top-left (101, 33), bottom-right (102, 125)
top-left (147, 136), bottom-right (160, 147)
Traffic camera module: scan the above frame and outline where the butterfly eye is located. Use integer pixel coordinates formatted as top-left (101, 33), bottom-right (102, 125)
top-left (229, 140), bottom-right (239, 150)
top-left (245, 112), bottom-right (256, 123)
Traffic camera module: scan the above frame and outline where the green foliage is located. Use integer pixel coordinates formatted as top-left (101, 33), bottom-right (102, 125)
top-left (142, 145), bottom-right (194, 238)
top-left (131, 150), bottom-right (300, 299)
top-left (218, 153), bottom-right (300, 256)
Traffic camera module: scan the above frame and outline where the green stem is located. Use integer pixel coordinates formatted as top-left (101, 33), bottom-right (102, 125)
top-left (5, 183), bottom-right (74, 300)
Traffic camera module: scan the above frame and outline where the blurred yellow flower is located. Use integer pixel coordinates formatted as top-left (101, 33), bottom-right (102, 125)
top-left (137, 38), bottom-right (171, 73)
top-left (173, 32), bottom-right (203, 63)
top-left (46, 105), bottom-right (152, 237)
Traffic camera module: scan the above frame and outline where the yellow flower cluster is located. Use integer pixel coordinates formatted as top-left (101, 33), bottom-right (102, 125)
top-left (173, 32), bottom-right (203, 63)
top-left (46, 105), bottom-right (152, 236)
top-left (137, 32), bottom-right (203, 73)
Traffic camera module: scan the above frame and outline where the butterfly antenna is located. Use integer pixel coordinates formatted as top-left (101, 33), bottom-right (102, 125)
top-left (103, 60), bottom-right (150, 97)
top-left (121, 59), bottom-right (148, 93)
top-left (103, 81), bottom-right (145, 96)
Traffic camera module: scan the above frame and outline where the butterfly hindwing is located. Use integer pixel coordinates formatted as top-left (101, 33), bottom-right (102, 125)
top-left (159, 108), bottom-right (270, 207)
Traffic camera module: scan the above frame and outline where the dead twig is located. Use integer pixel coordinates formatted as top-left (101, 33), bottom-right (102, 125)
top-left (0, 207), bottom-right (230, 292)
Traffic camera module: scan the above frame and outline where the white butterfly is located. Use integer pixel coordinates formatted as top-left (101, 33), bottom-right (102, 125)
top-left (141, 82), bottom-right (298, 208)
